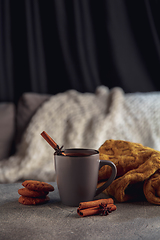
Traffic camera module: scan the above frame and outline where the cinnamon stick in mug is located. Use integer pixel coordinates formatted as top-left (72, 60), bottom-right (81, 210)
top-left (41, 131), bottom-right (58, 149)
top-left (41, 131), bottom-right (65, 155)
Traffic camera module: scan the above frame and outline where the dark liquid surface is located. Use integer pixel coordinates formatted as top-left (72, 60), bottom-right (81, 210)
top-left (64, 152), bottom-right (92, 157)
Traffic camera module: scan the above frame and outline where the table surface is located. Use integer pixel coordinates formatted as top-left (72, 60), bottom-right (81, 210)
top-left (0, 182), bottom-right (160, 240)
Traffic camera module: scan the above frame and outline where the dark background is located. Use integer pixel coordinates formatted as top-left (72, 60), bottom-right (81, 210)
top-left (0, 0), bottom-right (160, 104)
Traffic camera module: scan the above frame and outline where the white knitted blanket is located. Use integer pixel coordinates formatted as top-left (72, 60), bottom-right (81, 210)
top-left (0, 86), bottom-right (160, 183)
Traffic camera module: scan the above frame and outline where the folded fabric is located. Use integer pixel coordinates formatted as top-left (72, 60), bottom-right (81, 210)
top-left (98, 139), bottom-right (160, 204)
top-left (143, 172), bottom-right (160, 205)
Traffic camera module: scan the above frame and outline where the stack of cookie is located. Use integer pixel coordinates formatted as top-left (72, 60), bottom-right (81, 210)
top-left (18, 180), bottom-right (54, 205)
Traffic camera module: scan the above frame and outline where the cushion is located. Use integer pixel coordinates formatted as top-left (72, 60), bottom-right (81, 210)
top-left (16, 92), bottom-right (50, 144)
top-left (0, 103), bottom-right (16, 160)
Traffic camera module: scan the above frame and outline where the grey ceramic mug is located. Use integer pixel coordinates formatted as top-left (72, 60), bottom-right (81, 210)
top-left (54, 148), bottom-right (117, 206)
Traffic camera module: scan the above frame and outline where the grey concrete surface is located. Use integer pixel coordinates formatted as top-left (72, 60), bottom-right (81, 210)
top-left (0, 182), bottom-right (160, 240)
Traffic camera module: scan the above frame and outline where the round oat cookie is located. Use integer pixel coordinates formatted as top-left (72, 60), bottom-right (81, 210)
top-left (18, 188), bottom-right (49, 198)
top-left (18, 195), bottom-right (50, 205)
top-left (22, 180), bottom-right (54, 192)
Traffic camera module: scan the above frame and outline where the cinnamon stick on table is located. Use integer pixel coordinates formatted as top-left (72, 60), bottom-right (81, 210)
top-left (79, 198), bottom-right (114, 210)
top-left (77, 204), bottom-right (116, 217)
top-left (77, 199), bottom-right (117, 217)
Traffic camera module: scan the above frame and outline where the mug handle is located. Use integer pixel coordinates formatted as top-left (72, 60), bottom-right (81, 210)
top-left (95, 160), bottom-right (117, 196)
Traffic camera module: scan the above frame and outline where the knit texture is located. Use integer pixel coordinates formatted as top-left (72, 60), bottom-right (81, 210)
top-left (0, 86), bottom-right (160, 183)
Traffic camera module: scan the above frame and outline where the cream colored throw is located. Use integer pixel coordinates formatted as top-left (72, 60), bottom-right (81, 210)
top-left (0, 86), bottom-right (160, 183)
